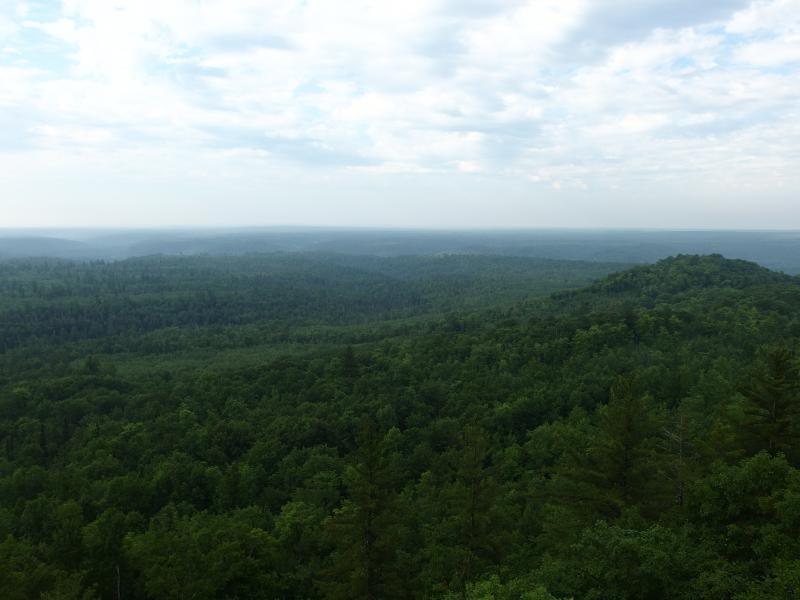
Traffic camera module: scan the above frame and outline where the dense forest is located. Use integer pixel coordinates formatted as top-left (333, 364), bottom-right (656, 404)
top-left (1, 252), bottom-right (799, 599)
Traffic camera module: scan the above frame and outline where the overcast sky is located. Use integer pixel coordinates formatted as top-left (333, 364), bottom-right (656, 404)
top-left (1, 0), bottom-right (799, 228)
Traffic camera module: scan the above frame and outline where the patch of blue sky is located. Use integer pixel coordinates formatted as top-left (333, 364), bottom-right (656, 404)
top-left (670, 56), bottom-right (696, 70)
top-left (16, 0), bottom-right (61, 22)
top-left (768, 63), bottom-right (800, 74)
top-left (0, 107), bottom-right (39, 152)
top-left (11, 29), bottom-right (74, 73)
top-left (297, 104), bottom-right (326, 122)
top-left (293, 79), bottom-right (324, 95)
top-left (541, 105), bottom-right (569, 121)
top-left (0, 46), bottom-right (20, 65)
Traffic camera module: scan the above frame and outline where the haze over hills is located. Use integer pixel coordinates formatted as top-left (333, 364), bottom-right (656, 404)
top-left (2, 228), bottom-right (800, 274)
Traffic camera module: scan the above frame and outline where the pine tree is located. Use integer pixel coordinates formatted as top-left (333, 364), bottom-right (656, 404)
top-left (549, 377), bottom-right (664, 521)
top-left (321, 419), bottom-right (402, 600)
top-left (451, 426), bottom-right (500, 596)
top-left (657, 411), bottom-right (698, 507)
top-left (740, 346), bottom-right (799, 457)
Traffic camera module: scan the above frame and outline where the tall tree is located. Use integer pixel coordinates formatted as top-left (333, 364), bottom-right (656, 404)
top-left (450, 426), bottom-right (502, 596)
top-left (740, 346), bottom-right (800, 458)
top-left (320, 420), bottom-right (402, 600)
top-left (548, 377), bottom-right (664, 523)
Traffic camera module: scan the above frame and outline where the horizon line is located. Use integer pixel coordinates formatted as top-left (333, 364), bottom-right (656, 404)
top-left (2, 225), bottom-right (800, 234)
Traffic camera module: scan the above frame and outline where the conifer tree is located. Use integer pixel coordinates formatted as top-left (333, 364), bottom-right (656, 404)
top-left (321, 419), bottom-right (401, 600)
top-left (740, 346), bottom-right (799, 458)
top-left (549, 377), bottom-right (664, 521)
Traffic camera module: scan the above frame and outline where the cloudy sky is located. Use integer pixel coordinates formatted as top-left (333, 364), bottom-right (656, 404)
top-left (1, 0), bottom-right (799, 228)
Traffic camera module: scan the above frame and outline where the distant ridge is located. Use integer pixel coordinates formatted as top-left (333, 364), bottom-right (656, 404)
top-left (0, 237), bottom-right (91, 259)
top-left (2, 230), bottom-right (800, 274)
top-left (588, 254), bottom-right (795, 295)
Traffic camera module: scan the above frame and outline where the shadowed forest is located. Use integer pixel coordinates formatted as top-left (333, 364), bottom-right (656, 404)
top-left (1, 252), bottom-right (799, 599)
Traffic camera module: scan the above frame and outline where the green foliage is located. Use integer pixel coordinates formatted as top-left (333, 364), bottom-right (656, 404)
top-left (1, 253), bottom-right (799, 598)
top-left (0, 536), bottom-right (97, 600)
top-left (125, 505), bottom-right (277, 600)
top-left (320, 420), bottom-right (404, 599)
top-left (539, 521), bottom-right (704, 599)
top-left (443, 575), bottom-right (561, 599)
top-left (739, 346), bottom-right (800, 458)
top-left (546, 379), bottom-right (666, 524)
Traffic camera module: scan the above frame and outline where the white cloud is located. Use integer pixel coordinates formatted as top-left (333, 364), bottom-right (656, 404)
top-left (726, 0), bottom-right (800, 34)
top-left (461, 0), bottom-right (585, 66)
top-left (0, 65), bottom-right (38, 106)
top-left (0, 0), bottom-right (799, 227)
top-left (726, 0), bottom-right (800, 67)
top-left (590, 113), bottom-right (671, 136)
top-left (734, 34), bottom-right (800, 65)
top-left (31, 123), bottom-right (114, 145)
top-left (0, 12), bottom-right (18, 36)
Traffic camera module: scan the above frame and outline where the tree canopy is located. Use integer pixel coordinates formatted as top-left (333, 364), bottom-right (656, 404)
top-left (1, 253), bottom-right (799, 598)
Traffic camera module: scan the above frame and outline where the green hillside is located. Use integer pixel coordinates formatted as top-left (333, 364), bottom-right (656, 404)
top-left (1, 254), bottom-right (799, 599)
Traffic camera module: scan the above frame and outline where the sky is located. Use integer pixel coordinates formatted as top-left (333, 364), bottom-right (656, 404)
top-left (0, 0), bottom-right (799, 229)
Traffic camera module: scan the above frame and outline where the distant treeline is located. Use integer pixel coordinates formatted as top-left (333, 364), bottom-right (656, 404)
top-left (2, 228), bottom-right (800, 273)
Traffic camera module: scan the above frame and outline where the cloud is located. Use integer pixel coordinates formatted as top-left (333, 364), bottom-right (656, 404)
top-left (726, 0), bottom-right (800, 66)
top-left (0, 0), bottom-right (799, 227)
top-left (734, 36), bottom-right (800, 65)
top-left (726, 0), bottom-right (800, 33)
top-left (0, 12), bottom-right (18, 36)
top-left (570, 0), bottom-right (750, 45)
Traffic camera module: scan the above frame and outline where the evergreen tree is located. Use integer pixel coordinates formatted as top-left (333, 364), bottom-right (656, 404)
top-left (548, 378), bottom-right (665, 523)
top-left (740, 346), bottom-right (800, 458)
top-left (320, 420), bottom-right (402, 600)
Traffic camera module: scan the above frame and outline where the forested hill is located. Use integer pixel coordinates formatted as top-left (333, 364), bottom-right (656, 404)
top-left (0, 253), bottom-right (623, 359)
top-left (582, 253), bottom-right (795, 295)
top-left (1, 255), bottom-right (799, 599)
